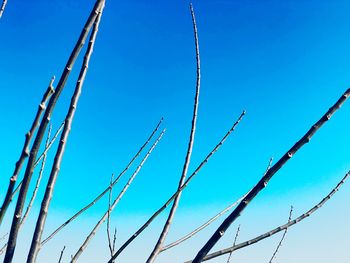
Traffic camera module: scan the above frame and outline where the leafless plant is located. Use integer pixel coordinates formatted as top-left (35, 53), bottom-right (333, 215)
top-left (226, 225), bottom-right (240, 263)
top-left (0, 0), bottom-right (7, 18)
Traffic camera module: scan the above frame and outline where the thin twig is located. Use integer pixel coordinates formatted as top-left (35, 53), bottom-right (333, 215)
top-left (3, 1), bottom-right (105, 261)
top-left (192, 88), bottom-right (350, 263)
top-left (108, 111), bottom-right (245, 262)
top-left (147, 4), bottom-right (201, 262)
top-left (107, 174), bottom-right (114, 258)
top-left (186, 171), bottom-right (350, 262)
top-left (26, 4), bottom-right (105, 262)
top-left (0, 76), bottom-right (55, 226)
top-left (269, 206), bottom-right (293, 263)
top-left (0, 0), bottom-right (8, 18)
top-left (58, 246), bottom-right (66, 263)
top-left (41, 118), bottom-right (162, 246)
top-left (72, 129), bottom-right (165, 262)
top-left (226, 225), bottom-right (240, 263)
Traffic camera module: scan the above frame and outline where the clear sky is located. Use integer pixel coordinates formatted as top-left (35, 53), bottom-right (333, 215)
top-left (1, 0), bottom-right (350, 262)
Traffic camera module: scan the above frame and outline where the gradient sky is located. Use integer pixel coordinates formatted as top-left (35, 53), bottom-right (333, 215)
top-left (1, 1), bottom-right (350, 262)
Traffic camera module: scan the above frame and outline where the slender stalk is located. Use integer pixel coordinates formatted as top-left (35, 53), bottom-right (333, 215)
top-left (3, 1), bottom-right (104, 261)
top-left (107, 174), bottom-right (114, 259)
top-left (192, 88), bottom-right (350, 263)
top-left (268, 206), bottom-right (293, 263)
top-left (41, 118), bottom-right (162, 246)
top-left (0, 0), bottom-right (7, 18)
top-left (147, 4), bottom-right (201, 262)
top-left (226, 225), bottom-right (240, 263)
top-left (108, 111), bottom-right (245, 263)
top-left (26, 4), bottom-right (105, 263)
top-left (9, 122), bottom-right (65, 204)
top-left (187, 171), bottom-right (350, 262)
top-left (58, 246), bottom-right (66, 263)
top-left (0, 77), bottom-right (55, 226)
top-left (72, 129), bottom-right (165, 262)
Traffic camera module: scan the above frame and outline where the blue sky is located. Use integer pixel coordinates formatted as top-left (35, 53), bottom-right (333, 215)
top-left (1, 0), bottom-right (350, 262)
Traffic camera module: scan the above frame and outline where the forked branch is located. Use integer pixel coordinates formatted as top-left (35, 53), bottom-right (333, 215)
top-left (192, 88), bottom-right (350, 263)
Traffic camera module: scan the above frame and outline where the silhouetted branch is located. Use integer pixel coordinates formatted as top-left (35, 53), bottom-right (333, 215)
top-left (108, 111), bottom-right (245, 262)
top-left (41, 118), bottom-right (162, 247)
top-left (186, 171), bottom-right (350, 262)
top-left (268, 206), bottom-right (293, 263)
top-left (0, 0), bottom-right (7, 18)
top-left (26, 4), bottom-right (105, 262)
top-left (58, 246), bottom-right (66, 263)
top-left (0, 77), bottom-right (55, 225)
top-left (72, 129), bottom-right (165, 262)
top-left (107, 174), bottom-right (115, 259)
top-left (226, 225), bottom-right (240, 263)
top-left (147, 4), bottom-right (201, 262)
top-left (3, 0), bottom-right (105, 261)
top-left (191, 88), bottom-right (350, 263)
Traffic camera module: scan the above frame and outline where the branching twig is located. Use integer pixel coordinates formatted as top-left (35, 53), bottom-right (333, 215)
top-left (3, 1), bottom-right (105, 261)
top-left (147, 4), bottom-right (201, 262)
top-left (108, 111), bottom-right (245, 262)
top-left (191, 88), bottom-right (350, 263)
top-left (41, 118), bottom-right (162, 246)
top-left (186, 171), bottom-right (350, 262)
top-left (226, 225), bottom-right (240, 263)
top-left (26, 4), bottom-right (105, 262)
top-left (58, 246), bottom-right (66, 263)
top-left (72, 129), bottom-right (165, 262)
top-left (0, 77), bottom-right (55, 226)
top-left (268, 206), bottom-right (293, 263)
top-left (107, 174), bottom-right (115, 259)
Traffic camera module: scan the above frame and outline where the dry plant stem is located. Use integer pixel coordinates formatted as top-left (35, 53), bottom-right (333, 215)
top-left (0, 77), bottom-right (55, 226)
top-left (26, 4), bottom-right (105, 263)
top-left (147, 4), bottom-right (201, 262)
top-left (41, 118), bottom-right (162, 247)
top-left (161, 194), bottom-right (246, 252)
top-left (0, 0), bottom-right (7, 18)
top-left (226, 225), bottom-right (240, 263)
top-left (269, 206), bottom-right (293, 263)
top-left (107, 174), bottom-right (114, 258)
top-left (72, 129), bottom-right (165, 263)
top-left (58, 246), bottom-right (66, 263)
top-left (189, 171), bottom-right (350, 262)
top-left (108, 111), bottom-right (245, 263)
top-left (21, 125), bottom-right (52, 227)
top-left (192, 88), bottom-right (350, 263)
top-left (11, 122), bottom-right (65, 201)
top-left (3, 1), bottom-right (104, 261)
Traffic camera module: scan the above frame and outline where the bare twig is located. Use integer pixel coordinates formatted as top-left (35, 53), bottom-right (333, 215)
top-left (41, 118), bottom-right (162, 246)
top-left (186, 171), bottom-right (350, 262)
top-left (4, 1), bottom-right (105, 261)
top-left (226, 225), bottom-right (240, 263)
top-left (108, 111), bottom-right (245, 262)
top-left (107, 174), bottom-right (114, 259)
top-left (0, 77), bottom-right (55, 225)
top-left (72, 129), bottom-right (165, 262)
top-left (147, 4), bottom-right (201, 262)
top-left (269, 206), bottom-right (293, 263)
top-left (58, 246), bottom-right (66, 263)
top-left (192, 88), bottom-right (350, 263)
top-left (26, 4), bottom-right (105, 262)
top-left (0, 0), bottom-right (8, 18)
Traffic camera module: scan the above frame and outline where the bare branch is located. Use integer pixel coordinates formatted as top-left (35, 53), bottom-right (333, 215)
top-left (41, 117), bottom-right (162, 247)
top-left (0, 0), bottom-right (8, 18)
top-left (147, 4), bottom-right (201, 262)
top-left (58, 246), bottom-right (66, 263)
top-left (72, 129), bottom-right (165, 262)
top-left (0, 76), bottom-right (55, 225)
top-left (26, 4), bottom-right (105, 262)
top-left (226, 225), bottom-right (240, 263)
top-left (268, 206), bottom-right (293, 263)
top-left (192, 88), bottom-right (350, 263)
top-left (187, 171), bottom-right (350, 262)
top-left (3, 1), bottom-right (105, 261)
top-left (108, 111), bottom-right (245, 262)
top-left (107, 174), bottom-right (114, 259)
